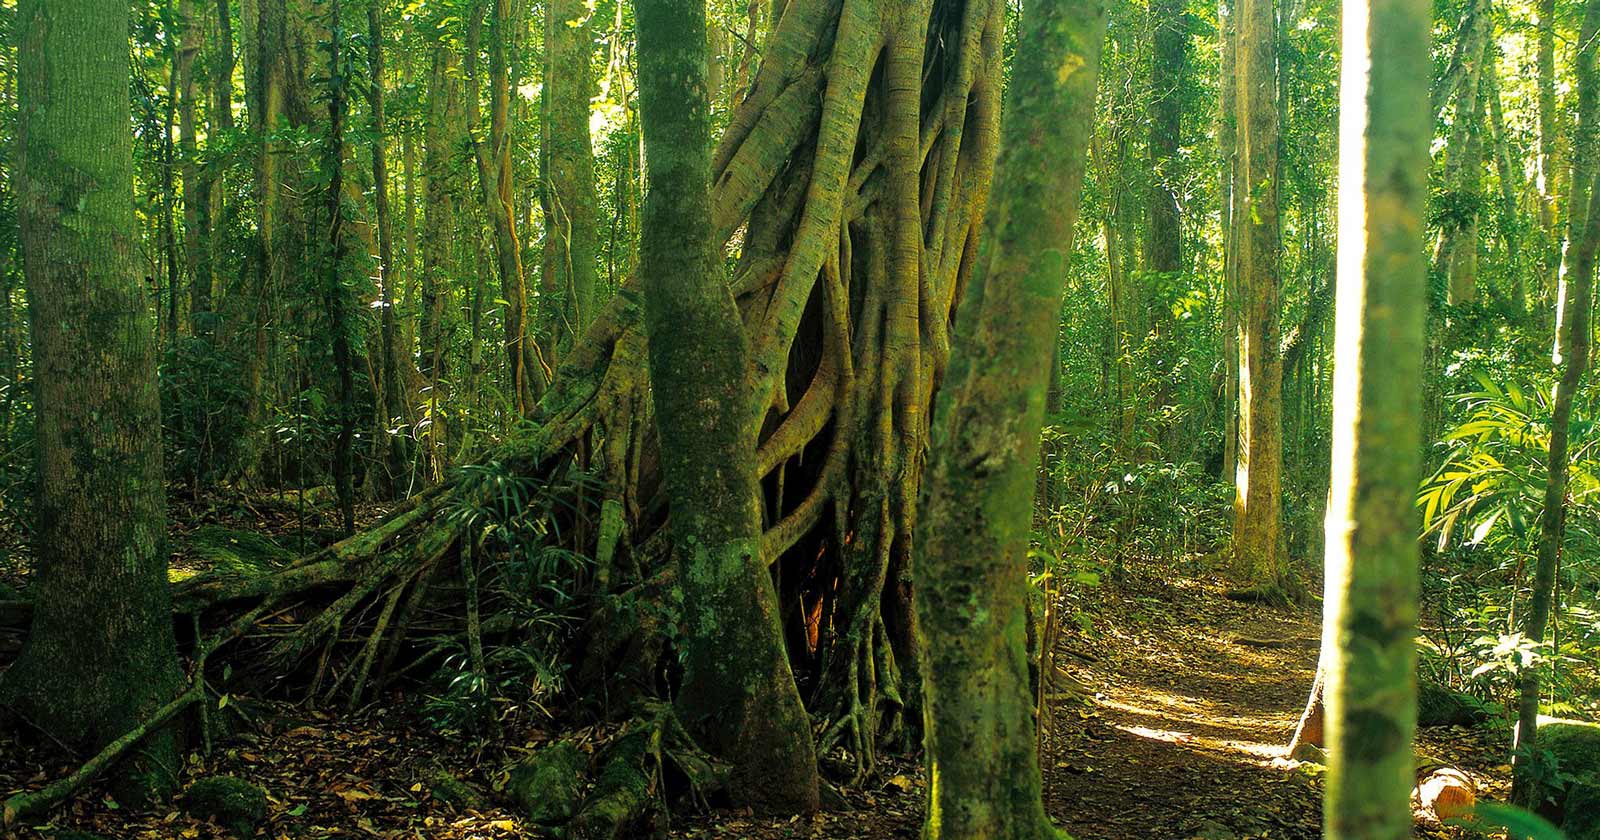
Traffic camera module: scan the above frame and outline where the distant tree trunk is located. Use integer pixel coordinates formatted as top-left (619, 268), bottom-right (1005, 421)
top-left (201, 0), bottom-right (234, 336)
top-left (419, 38), bottom-right (463, 475)
top-left (1513, 0), bottom-right (1600, 806)
top-left (1432, 0), bottom-right (1489, 305)
top-left (1485, 57), bottom-right (1524, 309)
top-left (1219, 0), bottom-right (1239, 483)
top-left (239, 0), bottom-right (315, 421)
top-left (1231, 0), bottom-right (1285, 592)
top-left (919, 0), bottom-right (1106, 833)
top-left (161, 19), bottom-right (183, 345)
top-left (465, 0), bottom-right (536, 414)
top-left (539, 0), bottom-right (600, 361)
top-left (635, 0), bottom-right (820, 812)
top-left (178, 0), bottom-right (209, 333)
top-left (323, 0), bottom-right (355, 534)
top-left (367, 0), bottom-right (412, 494)
top-left (1538, 0), bottom-right (1561, 305)
top-left (0, 0), bottom-right (185, 805)
top-left (1322, 0), bottom-right (1430, 828)
top-left (1146, 0), bottom-right (1184, 277)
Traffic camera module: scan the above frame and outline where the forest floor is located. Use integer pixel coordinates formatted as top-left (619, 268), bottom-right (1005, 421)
top-left (0, 516), bottom-right (1516, 840)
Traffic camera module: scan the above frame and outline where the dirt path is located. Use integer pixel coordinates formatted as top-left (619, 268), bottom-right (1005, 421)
top-left (1042, 576), bottom-right (1324, 840)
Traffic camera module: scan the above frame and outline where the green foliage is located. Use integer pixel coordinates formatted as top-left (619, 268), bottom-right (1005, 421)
top-left (160, 338), bottom-right (254, 487)
top-left (423, 457), bottom-right (601, 734)
top-left (1417, 371), bottom-right (1600, 714)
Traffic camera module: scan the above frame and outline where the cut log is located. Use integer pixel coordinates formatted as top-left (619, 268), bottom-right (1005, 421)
top-left (1414, 767), bottom-right (1475, 821)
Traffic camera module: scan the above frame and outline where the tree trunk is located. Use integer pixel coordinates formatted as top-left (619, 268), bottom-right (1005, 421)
top-left (465, 0), bottom-right (536, 414)
top-left (1146, 0), bottom-right (1184, 277)
top-left (368, 0), bottom-right (413, 494)
top-left (322, 0), bottom-right (355, 534)
top-left (178, 0), bottom-right (209, 333)
top-left (1432, 0), bottom-right (1489, 305)
top-left (1231, 0), bottom-right (1285, 592)
top-left (0, 0), bottom-right (186, 805)
top-left (1513, 0), bottom-right (1600, 806)
top-left (1539, 0), bottom-right (1561, 306)
top-left (539, 0), bottom-right (601, 361)
top-left (419, 38), bottom-right (463, 475)
top-left (635, 0), bottom-right (820, 811)
top-left (1219, 0), bottom-right (1239, 483)
top-left (1322, 0), bottom-right (1430, 828)
top-left (917, 0), bottom-right (1106, 833)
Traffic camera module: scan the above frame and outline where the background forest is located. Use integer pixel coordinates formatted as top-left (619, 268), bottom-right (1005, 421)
top-left (0, 0), bottom-right (1597, 833)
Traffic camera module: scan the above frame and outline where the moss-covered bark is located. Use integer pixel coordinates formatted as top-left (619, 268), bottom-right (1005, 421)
top-left (1320, 0), bottom-right (1431, 830)
top-left (915, 0), bottom-right (1106, 834)
top-left (635, 0), bottom-right (818, 813)
top-left (0, 0), bottom-right (186, 804)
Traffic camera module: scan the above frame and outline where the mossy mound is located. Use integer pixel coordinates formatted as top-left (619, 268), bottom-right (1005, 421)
top-left (183, 775), bottom-right (269, 837)
top-left (183, 526), bottom-right (292, 574)
top-left (1531, 718), bottom-right (1600, 840)
top-left (506, 740), bottom-right (587, 825)
top-left (426, 768), bottom-right (485, 811)
top-left (1416, 682), bottom-right (1497, 727)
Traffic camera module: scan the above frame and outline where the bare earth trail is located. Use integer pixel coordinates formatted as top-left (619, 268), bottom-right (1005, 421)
top-left (1041, 576), bottom-right (1325, 840)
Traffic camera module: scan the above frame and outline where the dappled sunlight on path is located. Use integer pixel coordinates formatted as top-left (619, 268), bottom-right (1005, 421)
top-left (1042, 576), bottom-right (1324, 840)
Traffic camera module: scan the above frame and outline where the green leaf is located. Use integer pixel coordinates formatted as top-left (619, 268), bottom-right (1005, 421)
top-left (1464, 802), bottom-right (1567, 840)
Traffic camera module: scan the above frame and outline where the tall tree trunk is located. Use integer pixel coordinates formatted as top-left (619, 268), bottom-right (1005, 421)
top-left (200, 0), bottom-right (234, 337)
top-left (1485, 56), bottom-right (1524, 309)
top-left (539, 0), bottom-right (600, 360)
top-left (1220, 0), bottom-right (1239, 484)
top-left (917, 0), bottom-right (1106, 832)
top-left (1432, 0), bottom-right (1489, 305)
top-left (1322, 0), bottom-right (1430, 828)
top-left (419, 39), bottom-right (462, 476)
top-left (0, 0), bottom-right (185, 804)
top-left (1231, 0), bottom-right (1285, 592)
top-left (1146, 0), bottom-right (1184, 277)
top-left (368, 0), bottom-right (412, 494)
top-left (178, 0), bottom-right (209, 334)
top-left (323, 0), bottom-right (355, 534)
top-left (1538, 0), bottom-right (1561, 305)
top-left (1512, 0), bottom-right (1600, 805)
top-left (636, 0), bottom-right (820, 811)
top-left (465, 0), bottom-right (536, 414)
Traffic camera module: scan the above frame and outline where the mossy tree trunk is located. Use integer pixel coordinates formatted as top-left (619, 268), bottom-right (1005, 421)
top-left (635, 0), bottom-right (820, 811)
top-left (916, 0), bottom-right (1105, 833)
top-left (1219, 0), bottom-right (1239, 484)
top-left (1513, 0), bottom-right (1600, 806)
top-left (1231, 0), bottom-right (1284, 591)
top-left (0, 0), bottom-right (186, 804)
top-left (1321, 0), bottom-right (1430, 829)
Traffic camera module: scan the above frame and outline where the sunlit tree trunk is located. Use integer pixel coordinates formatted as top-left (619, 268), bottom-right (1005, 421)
top-left (918, 0), bottom-right (1105, 833)
top-left (1231, 0), bottom-right (1284, 592)
top-left (1321, 0), bottom-right (1430, 829)
top-left (0, 0), bottom-right (185, 804)
top-left (1513, 0), bottom-right (1600, 806)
